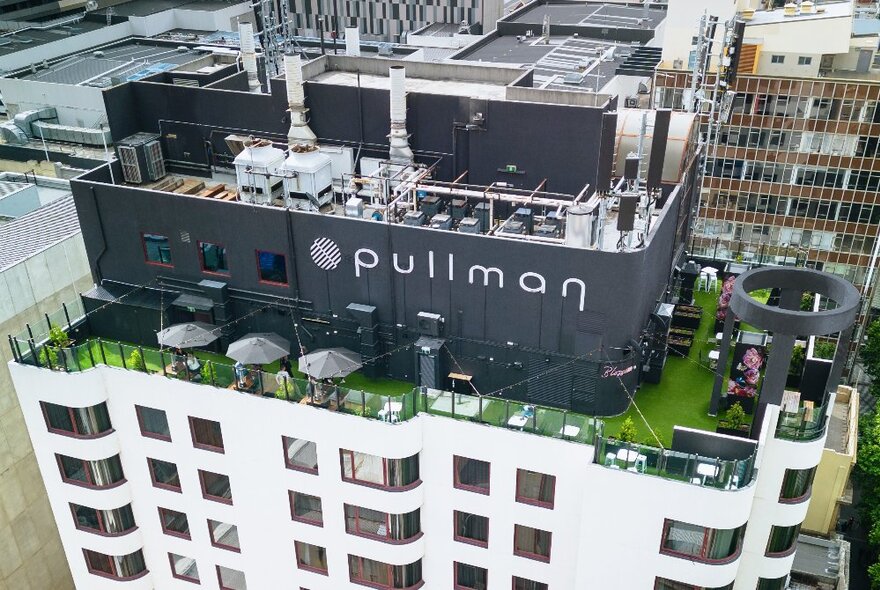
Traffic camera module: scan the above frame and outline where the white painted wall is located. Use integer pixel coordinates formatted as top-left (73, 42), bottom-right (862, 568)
top-left (0, 78), bottom-right (106, 128)
top-left (9, 360), bottom-right (828, 590)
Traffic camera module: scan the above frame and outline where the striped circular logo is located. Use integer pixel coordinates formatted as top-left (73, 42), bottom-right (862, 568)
top-left (310, 237), bottom-right (342, 271)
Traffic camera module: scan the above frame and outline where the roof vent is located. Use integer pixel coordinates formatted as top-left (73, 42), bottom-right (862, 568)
top-left (801, 1), bottom-right (815, 14)
top-left (783, 2), bottom-right (797, 16)
top-left (93, 50), bottom-right (105, 58)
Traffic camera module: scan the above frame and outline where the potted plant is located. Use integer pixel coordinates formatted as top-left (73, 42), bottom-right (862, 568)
top-left (717, 401), bottom-right (750, 437)
top-left (619, 416), bottom-right (638, 443)
top-left (44, 325), bottom-right (74, 370)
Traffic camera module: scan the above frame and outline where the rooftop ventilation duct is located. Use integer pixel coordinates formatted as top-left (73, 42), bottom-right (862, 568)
top-left (388, 66), bottom-right (413, 164)
top-left (345, 27), bottom-right (361, 57)
top-left (285, 53), bottom-right (317, 148)
top-left (238, 21), bottom-right (261, 93)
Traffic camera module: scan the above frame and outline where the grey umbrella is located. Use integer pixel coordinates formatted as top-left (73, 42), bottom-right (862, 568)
top-left (226, 333), bottom-right (291, 365)
top-left (298, 348), bottom-right (362, 380)
top-left (156, 322), bottom-right (218, 348)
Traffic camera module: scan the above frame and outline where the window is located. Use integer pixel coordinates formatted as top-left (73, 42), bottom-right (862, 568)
top-left (169, 553), bottom-right (200, 583)
top-left (513, 524), bottom-right (552, 562)
top-left (136, 405), bottom-right (170, 440)
top-left (453, 456), bottom-right (490, 494)
top-left (345, 504), bottom-right (421, 542)
top-left (766, 524), bottom-right (800, 556)
top-left (515, 469), bottom-right (555, 508)
top-left (71, 503), bottom-right (136, 536)
top-left (256, 250), bottom-right (288, 285)
top-left (290, 491), bottom-right (323, 526)
top-left (454, 511), bottom-right (488, 547)
top-left (57, 454), bottom-right (124, 488)
top-left (660, 519), bottom-right (746, 563)
top-left (159, 507), bottom-right (190, 539)
top-left (770, 55), bottom-right (784, 64)
top-left (143, 233), bottom-right (172, 266)
top-left (148, 458), bottom-right (181, 492)
top-left (295, 541), bottom-right (328, 574)
top-left (283, 437), bottom-right (318, 473)
top-left (209, 519), bottom-right (241, 552)
top-left (455, 562), bottom-right (487, 590)
top-left (654, 579), bottom-right (734, 590)
top-left (189, 417), bottom-right (224, 452)
top-left (780, 467), bottom-right (816, 503)
top-left (340, 449), bottom-right (420, 489)
top-left (42, 402), bottom-right (111, 437)
top-left (513, 577), bottom-right (548, 590)
top-left (217, 565), bottom-right (247, 590)
top-left (199, 241), bottom-right (229, 274)
top-left (84, 549), bottom-right (147, 580)
top-left (199, 469), bottom-right (233, 504)
top-left (798, 56), bottom-right (812, 65)
top-left (347, 555), bottom-right (423, 589)
top-left (756, 577), bottom-right (787, 590)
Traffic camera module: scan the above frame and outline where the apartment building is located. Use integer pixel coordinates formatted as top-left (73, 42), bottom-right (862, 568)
top-left (655, 0), bottom-right (880, 342)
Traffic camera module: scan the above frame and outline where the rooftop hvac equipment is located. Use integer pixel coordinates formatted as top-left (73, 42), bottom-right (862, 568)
top-left (345, 196), bottom-right (364, 217)
top-left (459, 217), bottom-right (481, 234)
top-left (451, 198), bottom-right (468, 220)
top-left (388, 66), bottom-right (413, 164)
top-left (416, 312), bottom-right (443, 336)
top-left (624, 96), bottom-right (639, 108)
top-left (116, 132), bottom-right (165, 184)
top-left (378, 43), bottom-right (393, 57)
top-left (430, 214), bottom-right (453, 230)
top-left (500, 220), bottom-right (527, 235)
top-left (233, 138), bottom-right (285, 204)
top-left (535, 223), bottom-right (559, 238)
top-left (420, 195), bottom-right (442, 217)
top-left (617, 194), bottom-right (639, 232)
top-left (565, 204), bottom-right (596, 248)
top-left (403, 210), bottom-right (426, 226)
top-left (344, 27), bottom-right (361, 57)
top-left (473, 202), bottom-right (490, 233)
top-left (514, 207), bottom-right (533, 234)
top-left (279, 145), bottom-right (333, 210)
top-left (238, 21), bottom-right (261, 93)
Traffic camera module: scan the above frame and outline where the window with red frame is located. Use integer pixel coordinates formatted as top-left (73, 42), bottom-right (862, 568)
top-left (57, 454), bottom-right (124, 488)
top-left (347, 554), bottom-right (423, 589)
top-left (340, 449), bottom-right (420, 489)
top-left (84, 549), bottom-right (147, 580)
top-left (779, 467), bottom-right (816, 503)
top-left (209, 519), bottom-right (241, 552)
top-left (256, 250), bottom-right (288, 284)
top-left (290, 491), bottom-right (323, 526)
top-left (199, 469), bottom-right (233, 503)
top-left (159, 507), bottom-right (190, 539)
top-left (515, 469), bottom-right (555, 508)
top-left (294, 541), bottom-right (328, 574)
top-left (453, 456), bottom-right (490, 494)
top-left (454, 562), bottom-right (487, 590)
top-left (513, 577), bottom-right (548, 590)
top-left (136, 405), bottom-right (170, 440)
top-left (344, 504), bottom-right (422, 542)
top-left (654, 578), bottom-right (734, 590)
top-left (189, 416), bottom-right (224, 452)
top-left (42, 401), bottom-right (112, 437)
top-left (454, 511), bottom-right (488, 547)
top-left (148, 457), bottom-right (181, 492)
top-left (513, 524), bottom-right (552, 562)
top-left (216, 565), bottom-right (246, 590)
top-left (71, 503), bottom-right (136, 536)
top-left (660, 519), bottom-right (746, 563)
top-left (169, 553), bottom-right (200, 583)
top-left (199, 241), bottom-right (229, 275)
top-left (283, 436), bottom-right (318, 472)
top-left (143, 233), bottom-right (172, 266)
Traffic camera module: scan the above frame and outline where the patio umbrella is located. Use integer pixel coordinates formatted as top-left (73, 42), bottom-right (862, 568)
top-left (156, 322), bottom-right (218, 349)
top-left (298, 348), bottom-right (362, 380)
top-left (226, 333), bottom-right (291, 365)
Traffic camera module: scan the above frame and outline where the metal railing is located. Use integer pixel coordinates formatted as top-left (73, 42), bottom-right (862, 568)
top-left (775, 396), bottom-right (829, 442)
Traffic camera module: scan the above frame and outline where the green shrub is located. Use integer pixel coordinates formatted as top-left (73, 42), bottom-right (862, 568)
top-left (127, 348), bottom-right (145, 372)
top-left (275, 378), bottom-right (295, 400)
top-left (721, 401), bottom-right (747, 430)
top-left (789, 345), bottom-right (805, 377)
top-left (38, 346), bottom-right (58, 368)
top-left (813, 340), bottom-right (836, 360)
top-left (48, 325), bottom-right (70, 347)
top-left (619, 416), bottom-right (638, 443)
top-left (201, 361), bottom-right (216, 384)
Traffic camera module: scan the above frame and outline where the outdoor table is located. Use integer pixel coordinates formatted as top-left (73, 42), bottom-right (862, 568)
top-left (696, 462), bottom-right (719, 485)
top-left (559, 425), bottom-right (581, 437)
top-left (378, 402), bottom-right (403, 423)
top-left (507, 414), bottom-right (529, 429)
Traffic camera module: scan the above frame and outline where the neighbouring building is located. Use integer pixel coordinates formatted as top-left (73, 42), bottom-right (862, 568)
top-left (654, 0), bottom-right (880, 360)
top-left (4, 51), bottom-right (860, 590)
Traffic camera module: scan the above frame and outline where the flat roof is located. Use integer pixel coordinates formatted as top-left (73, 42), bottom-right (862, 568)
top-left (310, 70), bottom-right (508, 100)
top-left (105, 0), bottom-right (242, 17)
top-left (19, 41), bottom-right (206, 86)
top-left (0, 194), bottom-right (79, 273)
top-left (745, 1), bottom-right (853, 26)
top-left (508, 2), bottom-right (666, 30)
top-left (0, 19), bottom-right (108, 59)
top-left (824, 394), bottom-right (851, 453)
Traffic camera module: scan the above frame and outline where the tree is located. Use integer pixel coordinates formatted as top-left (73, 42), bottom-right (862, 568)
top-left (869, 562), bottom-right (880, 590)
top-left (619, 416), bottom-right (638, 443)
top-left (857, 411), bottom-right (880, 495)
top-left (861, 319), bottom-right (880, 381)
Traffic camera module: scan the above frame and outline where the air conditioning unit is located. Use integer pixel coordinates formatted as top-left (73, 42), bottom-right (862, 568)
top-left (416, 312), bottom-right (444, 336)
top-left (624, 96), bottom-right (640, 108)
top-left (116, 132), bottom-right (166, 184)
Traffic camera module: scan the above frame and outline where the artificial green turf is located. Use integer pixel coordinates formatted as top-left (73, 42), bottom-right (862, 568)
top-left (602, 289), bottom-right (723, 443)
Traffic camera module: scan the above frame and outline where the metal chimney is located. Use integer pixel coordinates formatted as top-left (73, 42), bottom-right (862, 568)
top-left (388, 66), bottom-right (413, 164)
top-left (285, 53), bottom-right (317, 148)
top-left (345, 27), bottom-right (362, 57)
top-left (239, 22), bottom-right (261, 94)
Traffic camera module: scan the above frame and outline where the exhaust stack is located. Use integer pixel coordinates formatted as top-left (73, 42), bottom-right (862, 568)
top-left (388, 66), bottom-right (413, 164)
top-left (285, 53), bottom-right (317, 148)
top-left (239, 22), bottom-right (261, 94)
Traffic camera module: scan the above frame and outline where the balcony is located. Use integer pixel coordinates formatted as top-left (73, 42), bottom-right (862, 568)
top-left (776, 397), bottom-right (829, 442)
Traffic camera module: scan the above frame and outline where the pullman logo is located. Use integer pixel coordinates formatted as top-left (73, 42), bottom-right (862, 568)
top-left (310, 237), bottom-right (342, 270)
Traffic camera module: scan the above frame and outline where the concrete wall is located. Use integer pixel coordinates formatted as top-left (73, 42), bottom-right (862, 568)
top-left (0, 234), bottom-right (92, 590)
top-left (0, 78), bottom-right (107, 128)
